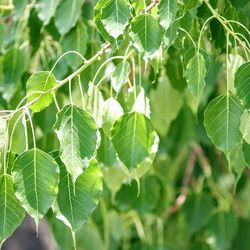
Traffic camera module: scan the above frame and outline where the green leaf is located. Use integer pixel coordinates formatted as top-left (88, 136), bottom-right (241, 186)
top-left (8, 111), bottom-right (26, 154)
top-left (0, 174), bottom-right (25, 246)
top-left (111, 112), bottom-right (158, 170)
top-left (111, 61), bottom-right (131, 93)
top-left (186, 52), bottom-right (206, 102)
top-left (3, 47), bottom-right (25, 86)
top-left (235, 62), bottom-right (250, 109)
top-left (0, 118), bottom-right (6, 151)
top-left (94, 0), bottom-right (115, 43)
top-left (61, 21), bottom-right (88, 70)
top-left (100, 0), bottom-right (131, 39)
top-left (35, 0), bottom-right (60, 25)
top-left (53, 155), bottom-right (103, 232)
top-left (13, 0), bottom-right (28, 21)
top-left (129, 14), bottom-right (164, 59)
top-left (240, 110), bottom-right (250, 144)
top-left (206, 211), bottom-right (238, 250)
top-left (183, 192), bottom-right (214, 235)
top-left (149, 73), bottom-right (183, 136)
top-left (54, 0), bottom-right (85, 35)
top-left (12, 149), bottom-right (60, 226)
top-left (158, 0), bottom-right (178, 30)
top-left (26, 71), bottom-right (57, 113)
top-left (204, 95), bottom-right (244, 158)
top-left (54, 104), bottom-right (99, 182)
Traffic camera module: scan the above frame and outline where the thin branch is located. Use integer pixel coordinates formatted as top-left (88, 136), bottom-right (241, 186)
top-left (166, 151), bottom-right (196, 218)
top-left (140, 0), bottom-right (160, 14)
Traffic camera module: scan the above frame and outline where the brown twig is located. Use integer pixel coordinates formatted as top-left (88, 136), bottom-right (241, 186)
top-left (140, 0), bottom-right (160, 14)
top-left (166, 150), bottom-right (196, 218)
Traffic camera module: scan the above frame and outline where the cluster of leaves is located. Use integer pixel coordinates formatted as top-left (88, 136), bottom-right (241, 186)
top-left (0, 0), bottom-right (250, 249)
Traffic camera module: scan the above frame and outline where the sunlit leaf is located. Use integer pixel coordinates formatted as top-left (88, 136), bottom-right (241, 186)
top-left (129, 14), bottom-right (164, 59)
top-left (100, 0), bottom-right (131, 39)
top-left (26, 71), bottom-right (57, 113)
top-left (54, 104), bottom-right (99, 182)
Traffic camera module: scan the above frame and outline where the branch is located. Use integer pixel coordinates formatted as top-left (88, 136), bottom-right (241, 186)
top-left (140, 0), bottom-right (160, 14)
top-left (166, 151), bottom-right (196, 218)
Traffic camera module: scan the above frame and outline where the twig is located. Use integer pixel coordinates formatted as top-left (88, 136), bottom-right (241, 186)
top-left (140, 0), bottom-right (160, 14)
top-left (166, 151), bottom-right (196, 218)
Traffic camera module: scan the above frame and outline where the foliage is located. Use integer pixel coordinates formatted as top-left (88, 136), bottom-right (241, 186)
top-left (0, 0), bottom-right (250, 249)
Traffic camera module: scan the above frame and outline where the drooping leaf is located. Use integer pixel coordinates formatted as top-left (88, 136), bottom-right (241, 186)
top-left (53, 154), bottom-right (102, 232)
top-left (111, 61), bottom-right (131, 93)
top-left (94, 0), bottom-right (115, 43)
top-left (111, 112), bottom-right (158, 170)
top-left (54, 104), bottom-right (99, 182)
top-left (35, 0), bottom-right (60, 25)
top-left (61, 20), bottom-right (88, 70)
top-left (235, 62), bottom-right (250, 109)
top-left (54, 0), bottom-right (85, 35)
top-left (100, 0), bottom-right (131, 39)
top-left (158, 0), bottom-right (178, 30)
top-left (204, 95), bottom-right (244, 158)
top-left (26, 71), bottom-right (57, 113)
top-left (186, 52), bottom-right (206, 102)
top-left (12, 149), bottom-right (60, 226)
top-left (129, 14), bottom-right (164, 59)
top-left (0, 174), bottom-right (25, 246)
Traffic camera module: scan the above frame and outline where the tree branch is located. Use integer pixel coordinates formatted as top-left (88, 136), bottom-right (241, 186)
top-left (140, 0), bottom-right (160, 14)
top-left (166, 150), bottom-right (196, 218)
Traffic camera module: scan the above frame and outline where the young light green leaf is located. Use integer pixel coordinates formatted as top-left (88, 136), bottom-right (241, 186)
top-left (235, 62), bottom-right (250, 109)
top-left (158, 0), bottom-right (178, 30)
top-left (12, 149), bottom-right (60, 226)
top-left (129, 14), bottom-right (164, 59)
top-left (132, 87), bottom-right (151, 118)
top-left (54, 104), bottom-right (99, 182)
top-left (53, 155), bottom-right (103, 232)
top-left (111, 61), bottom-right (131, 93)
top-left (87, 83), bottom-right (104, 127)
top-left (111, 112), bottom-right (158, 170)
top-left (0, 174), bottom-right (25, 246)
top-left (186, 52), bottom-right (206, 102)
top-left (102, 97), bottom-right (124, 136)
top-left (54, 0), bottom-right (85, 35)
top-left (100, 0), bottom-right (131, 39)
top-left (61, 21), bottom-right (88, 70)
top-left (26, 71), bottom-right (57, 113)
top-left (35, 0), bottom-right (60, 25)
top-left (204, 95), bottom-right (244, 158)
